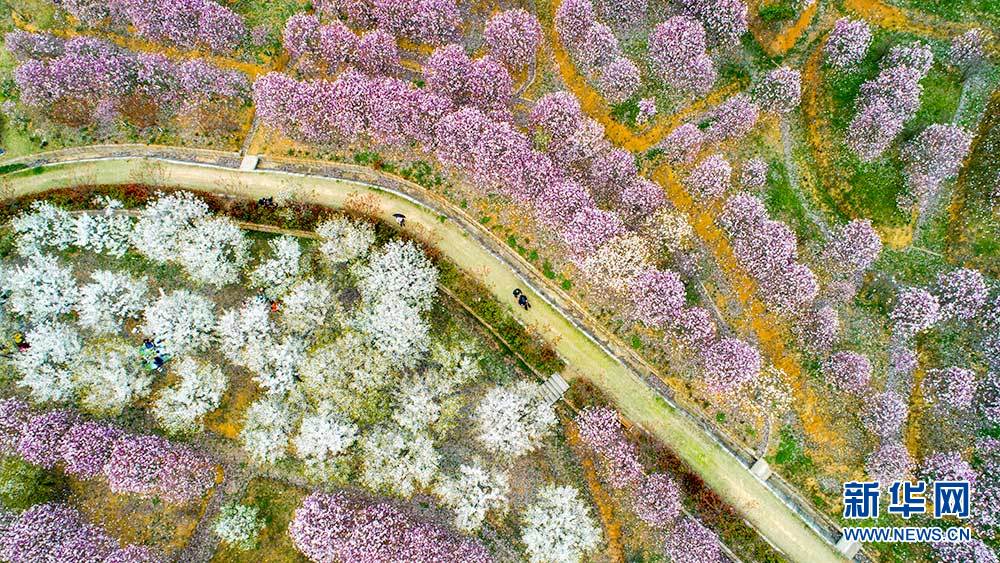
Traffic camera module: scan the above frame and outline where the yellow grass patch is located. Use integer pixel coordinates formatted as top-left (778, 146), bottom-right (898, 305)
top-left (211, 478), bottom-right (308, 563)
top-left (70, 477), bottom-right (209, 556)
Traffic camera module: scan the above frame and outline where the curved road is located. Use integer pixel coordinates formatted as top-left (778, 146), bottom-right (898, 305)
top-left (0, 145), bottom-right (847, 563)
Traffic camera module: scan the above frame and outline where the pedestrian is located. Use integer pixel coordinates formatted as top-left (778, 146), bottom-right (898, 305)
top-left (513, 288), bottom-right (522, 298)
top-left (518, 294), bottom-right (530, 310)
top-left (393, 213), bottom-right (406, 227)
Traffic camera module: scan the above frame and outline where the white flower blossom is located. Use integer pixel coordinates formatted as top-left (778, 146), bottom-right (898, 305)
top-left (435, 463), bottom-right (510, 532)
top-left (131, 191), bottom-right (210, 263)
top-left (176, 216), bottom-right (250, 286)
top-left (522, 486), bottom-right (602, 563)
top-left (353, 240), bottom-right (438, 312)
top-left (76, 270), bottom-right (147, 334)
top-left (475, 381), bottom-right (557, 460)
top-left (1, 254), bottom-right (77, 322)
top-left (362, 425), bottom-right (440, 497)
top-left (240, 397), bottom-right (299, 464)
top-left (293, 403), bottom-right (358, 472)
top-left (72, 337), bottom-right (151, 416)
top-left (11, 201), bottom-right (74, 256)
top-left (73, 197), bottom-right (133, 257)
top-left (13, 322), bottom-right (81, 403)
top-left (249, 236), bottom-right (304, 299)
top-left (153, 357), bottom-right (228, 434)
top-left (141, 289), bottom-right (216, 356)
top-left (316, 216), bottom-right (375, 263)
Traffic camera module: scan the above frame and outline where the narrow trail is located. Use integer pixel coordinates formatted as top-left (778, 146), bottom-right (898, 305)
top-left (649, 164), bottom-right (851, 472)
top-left (0, 145), bottom-right (849, 563)
top-left (842, 0), bottom-right (988, 42)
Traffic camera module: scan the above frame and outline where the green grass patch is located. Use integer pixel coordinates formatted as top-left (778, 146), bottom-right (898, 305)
top-left (0, 456), bottom-right (67, 512)
top-left (763, 161), bottom-right (820, 242)
top-left (769, 426), bottom-right (815, 479)
top-left (610, 98), bottom-right (640, 127)
top-left (758, 0), bottom-right (797, 22)
top-left (836, 153), bottom-right (910, 227)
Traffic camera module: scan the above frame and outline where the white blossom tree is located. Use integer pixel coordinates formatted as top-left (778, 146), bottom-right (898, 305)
top-left (212, 503), bottom-right (265, 551)
top-left (316, 216), bottom-right (375, 263)
top-left (131, 191), bottom-right (210, 263)
top-left (240, 397), bottom-right (299, 464)
top-left (1, 254), bottom-right (77, 322)
top-left (176, 216), bottom-right (250, 286)
top-left (141, 289), bottom-right (217, 356)
top-left (353, 240), bottom-right (438, 312)
top-left (298, 332), bottom-right (392, 407)
top-left (73, 197), bottom-right (134, 257)
top-left (11, 201), bottom-right (74, 256)
top-left (279, 279), bottom-right (334, 335)
top-left (292, 403), bottom-right (358, 473)
top-left (72, 337), bottom-right (151, 416)
top-left (13, 322), bottom-right (82, 403)
top-left (392, 381), bottom-right (441, 433)
top-left (218, 297), bottom-right (304, 395)
top-left (249, 236), bottom-right (304, 299)
top-left (361, 425), bottom-right (440, 497)
top-left (522, 486), bottom-right (602, 563)
top-left (76, 270), bottom-right (147, 334)
top-left (475, 381), bottom-right (557, 460)
top-left (214, 503), bottom-right (265, 551)
top-left (427, 340), bottom-right (482, 395)
top-left (435, 463), bottom-right (510, 532)
top-left (153, 357), bottom-right (229, 435)
top-left (353, 296), bottom-right (431, 369)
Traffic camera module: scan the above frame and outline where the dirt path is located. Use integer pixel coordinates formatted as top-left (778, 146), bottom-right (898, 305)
top-left (0, 147), bottom-right (847, 563)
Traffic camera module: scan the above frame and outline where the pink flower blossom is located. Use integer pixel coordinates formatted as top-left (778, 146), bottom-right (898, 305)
top-left (862, 391), bottom-right (908, 437)
top-left (632, 473), bottom-right (681, 528)
top-left (702, 337), bottom-right (761, 394)
top-left (824, 351), bottom-right (872, 395)
top-left (664, 517), bottom-right (722, 563)
top-left (824, 18), bottom-right (872, 70)
top-left (630, 269), bottom-right (686, 326)
top-left (685, 154), bottom-right (731, 201)
top-left (865, 441), bottom-right (915, 485)
top-left (484, 9), bottom-right (542, 69)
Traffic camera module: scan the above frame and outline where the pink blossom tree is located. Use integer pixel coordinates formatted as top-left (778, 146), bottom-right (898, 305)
top-left (935, 268), bottom-right (988, 322)
top-left (575, 407), bottom-right (644, 489)
top-left (823, 219), bottom-right (882, 278)
top-left (597, 57), bottom-right (642, 104)
top-left (865, 441), bottom-right (915, 485)
top-left (484, 9), bottom-right (542, 69)
top-left (660, 124), bottom-right (705, 165)
top-left (648, 16), bottom-right (716, 95)
top-left (58, 420), bottom-right (125, 479)
top-left (901, 124), bottom-right (972, 213)
top-left (740, 158), bottom-right (768, 189)
top-left (535, 180), bottom-right (595, 228)
top-left (630, 269), bottom-right (686, 327)
top-left (891, 287), bottom-right (941, 339)
top-left (704, 93), bottom-right (759, 142)
top-left (531, 91), bottom-right (584, 145)
top-left (664, 517), bottom-right (722, 563)
top-left (824, 18), bottom-right (871, 70)
top-left (555, 0), bottom-right (597, 47)
top-left (561, 207), bottom-right (625, 257)
top-left (862, 391), bottom-right (908, 437)
top-left (751, 66), bottom-right (801, 114)
top-left (632, 473), bottom-right (682, 528)
top-left (702, 337), bottom-right (761, 394)
top-left (678, 0), bottom-right (748, 46)
top-left (685, 154), bottom-right (732, 201)
top-left (824, 351), bottom-right (872, 395)
top-left (923, 367), bottom-right (977, 410)
top-left (16, 410), bottom-right (77, 469)
top-left (0, 398), bottom-right (29, 456)
top-left (354, 29), bottom-right (399, 75)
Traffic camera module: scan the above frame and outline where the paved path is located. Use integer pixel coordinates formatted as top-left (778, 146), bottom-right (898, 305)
top-left (0, 146), bottom-right (847, 563)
